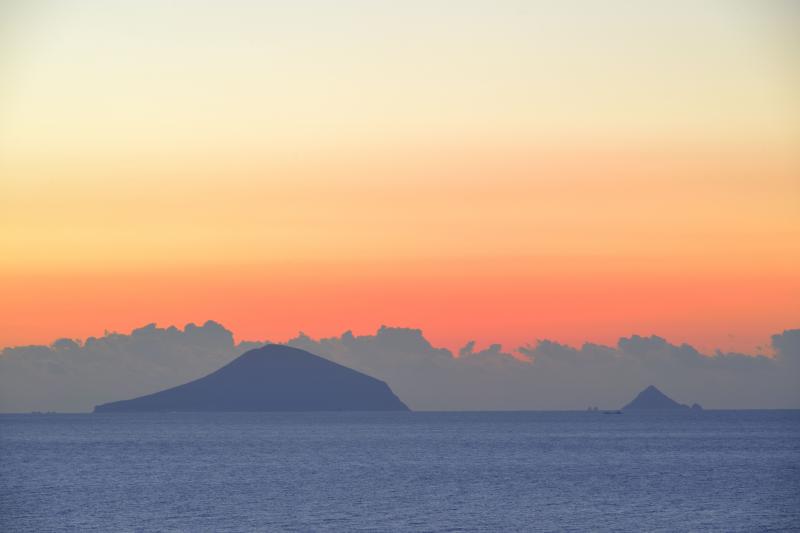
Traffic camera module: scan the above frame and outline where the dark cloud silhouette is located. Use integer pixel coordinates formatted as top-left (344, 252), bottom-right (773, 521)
top-left (0, 321), bottom-right (264, 412)
top-left (774, 329), bottom-right (800, 363)
top-left (282, 327), bottom-right (799, 410)
top-left (1, 323), bottom-right (798, 412)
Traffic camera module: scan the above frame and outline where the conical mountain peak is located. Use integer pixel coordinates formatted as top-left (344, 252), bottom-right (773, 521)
top-left (622, 385), bottom-right (701, 411)
top-left (95, 344), bottom-right (409, 412)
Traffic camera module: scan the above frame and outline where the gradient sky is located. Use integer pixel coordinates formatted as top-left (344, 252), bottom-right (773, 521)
top-left (1, 0), bottom-right (798, 354)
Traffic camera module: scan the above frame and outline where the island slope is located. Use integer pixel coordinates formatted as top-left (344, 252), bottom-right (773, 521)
top-left (94, 344), bottom-right (409, 412)
top-left (622, 385), bottom-right (702, 411)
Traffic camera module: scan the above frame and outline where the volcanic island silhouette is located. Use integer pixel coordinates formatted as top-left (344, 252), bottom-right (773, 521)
top-left (94, 344), bottom-right (409, 412)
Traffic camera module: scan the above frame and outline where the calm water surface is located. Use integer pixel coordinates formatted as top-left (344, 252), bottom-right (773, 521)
top-left (1, 411), bottom-right (799, 532)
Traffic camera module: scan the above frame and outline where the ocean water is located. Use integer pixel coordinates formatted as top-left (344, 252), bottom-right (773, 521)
top-left (1, 411), bottom-right (799, 532)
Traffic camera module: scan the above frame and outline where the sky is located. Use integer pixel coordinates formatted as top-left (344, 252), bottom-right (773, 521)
top-left (1, 0), bottom-right (798, 355)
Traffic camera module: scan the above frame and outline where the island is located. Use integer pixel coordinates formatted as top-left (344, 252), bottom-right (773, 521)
top-left (94, 344), bottom-right (409, 412)
top-left (622, 385), bottom-right (703, 411)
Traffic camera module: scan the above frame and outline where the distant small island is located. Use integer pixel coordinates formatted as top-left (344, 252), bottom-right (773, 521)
top-left (622, 385), bottom-right (703, 411)
top-left (94, 344), bottom-right (409, 412)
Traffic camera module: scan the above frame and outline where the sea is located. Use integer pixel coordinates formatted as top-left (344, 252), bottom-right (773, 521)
top-left (1, 411), bottom-right (799, 532)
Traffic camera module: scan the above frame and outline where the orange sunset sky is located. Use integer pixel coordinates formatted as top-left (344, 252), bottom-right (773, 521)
top-left (1, 1), bottom-right (798, 354)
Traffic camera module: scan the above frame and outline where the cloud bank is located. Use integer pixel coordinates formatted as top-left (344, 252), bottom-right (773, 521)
top-left (1, 322), bottom-right (798, 412)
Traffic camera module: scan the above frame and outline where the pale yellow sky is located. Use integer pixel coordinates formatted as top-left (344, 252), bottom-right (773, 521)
top-left (0, 1), bottom-right (798, 351)
top-left (1, 0), bottom-right (798, 157)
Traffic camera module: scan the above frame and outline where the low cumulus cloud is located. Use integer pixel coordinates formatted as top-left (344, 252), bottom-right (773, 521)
top-left (290, 328), bottom-right (799, 410)
top-left (0, 321), bottom-right (263, 412)
top-left (1, 322), bottom-right (798, 412)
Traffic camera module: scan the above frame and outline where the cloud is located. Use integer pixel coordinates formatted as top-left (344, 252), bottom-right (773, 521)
top-left (0, 321), bottom-right (263, 413)
top-left (773, 329), bottom-right (800, 363)
top-left (1, 323), bottom-right (798, 412)
top-left (288, 327), bottom-right (799, 411)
